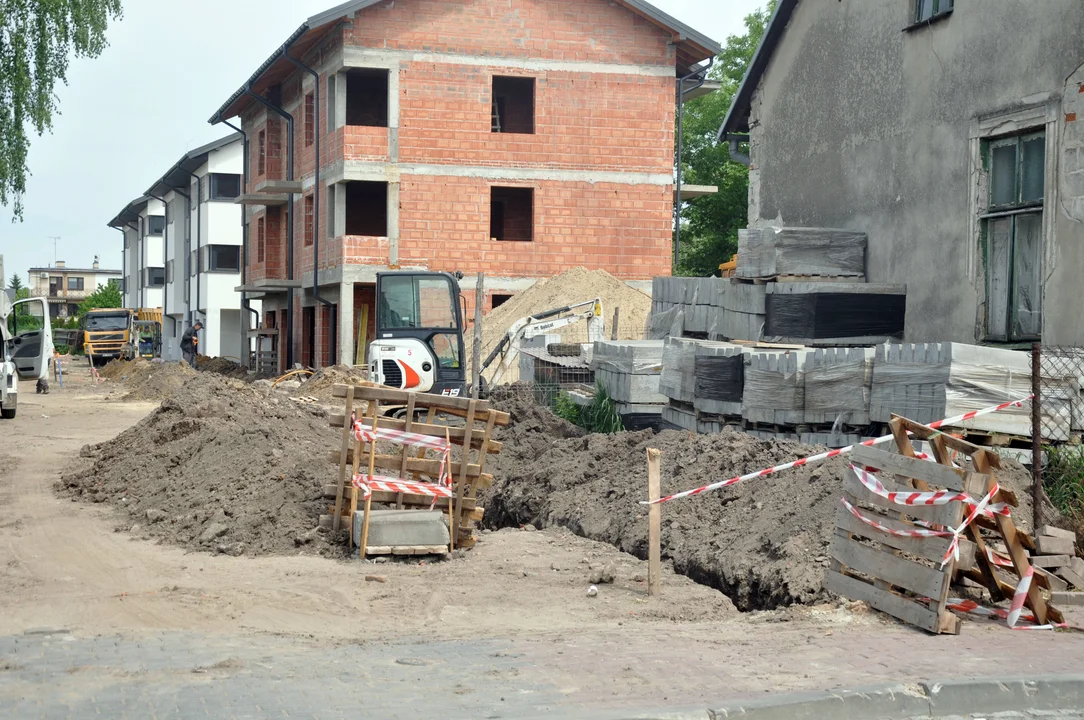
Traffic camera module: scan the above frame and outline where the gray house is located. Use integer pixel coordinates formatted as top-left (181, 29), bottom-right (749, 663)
top-left (719, 0), bottom-right (1084, 346)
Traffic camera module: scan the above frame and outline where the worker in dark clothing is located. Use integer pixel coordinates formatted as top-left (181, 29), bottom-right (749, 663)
top-left (181, 320), bottom-right (203, 367)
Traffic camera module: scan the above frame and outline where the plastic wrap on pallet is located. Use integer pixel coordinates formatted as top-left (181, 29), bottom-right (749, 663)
top-left (659, 338), bottom-right (698, 403)
top-left (694, 355), bottom-right (744, 403)
top-left (646, 306), bottom-right (684, 340)
top-left (737, 227), bottom-right (867, 279)
top-left (742, 350), bottom-right (812, 425)
top-left (765, 292), bottom-right (905, 341)
top-left (804, 347), bottom-right (874, 425)
top-left (591, 340), bottom-right (665, 375)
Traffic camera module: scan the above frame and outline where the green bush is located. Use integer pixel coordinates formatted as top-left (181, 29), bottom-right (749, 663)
top-left (554, 382), bottom-right (624, 435)
top-left (1043, 445), bottom-right (1084, 519)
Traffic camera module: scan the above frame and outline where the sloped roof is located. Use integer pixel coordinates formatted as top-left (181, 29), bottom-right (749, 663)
top-left (209, 0), bottom-right (721, 124)
top-left (107, 196), bottom-right (151, 230)
top-left (717, 0), bottom-right (798, 141)
top-left (146, 132), bottom-right (243, 198)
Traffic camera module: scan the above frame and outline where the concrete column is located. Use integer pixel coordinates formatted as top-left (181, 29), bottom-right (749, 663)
top-left (388, 182), bottom-right (401, 266)
top-left (388, 62), bottom-right (401, 163)
top-left (338, 280), bottom-right (355, 366)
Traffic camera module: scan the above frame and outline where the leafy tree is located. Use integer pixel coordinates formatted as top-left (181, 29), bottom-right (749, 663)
top-left (675, 2), bottom-right (775, 277)
top-left (8, 273), bottom-right (24, 293)
top-left (77, 278), bottom-right (121, 316)
top-left (1, 1), bottom-right (123, 219)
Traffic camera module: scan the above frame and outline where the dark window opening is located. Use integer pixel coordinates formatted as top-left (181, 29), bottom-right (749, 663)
top-left (257, 217), bottom-right (266, 263)
top-left (209, 173), bottom-right (241, 201)
top-left (257, 130), bottom-right (267, 175)
top-left (67, 277), bottom-right (84, 291)
top-left (147, 215), bottom-right (165, 235)
top-left (201, 245), bottom-right (241, 272)
top-left (492, 77), bottom-right (535, 134)
top-left (303, 306), bottom-right (316, 369)
top-left (304, 194), bottom-right (315, 247)
top-left (491, 293), bottom-right (513, 310)
top-left (304, 91), bottom-right (315, 147)
top-left (915, 0), bottom-right (953, 23)
top-left (345, 181), bottom-right (388, 236)
top-left (490, 187), bottom-right (534, 242)
top-left (144, 267), bottom-right (165, 288)
top-left (346, 69), bottom-right (390, 128)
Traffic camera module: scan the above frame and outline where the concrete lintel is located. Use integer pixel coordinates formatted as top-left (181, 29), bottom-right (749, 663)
top-left (682, 79), bottom-right (721, 102)
top-left (341, 45), bottom-right (674, 78)
top-left (254, 179), bottom-right (303, 194)
top-left (235, 193), bottom-right (289, 207)
top-left (678, 184), bottom-right (718, 200)
top-left (324, 159), bottom-right (670, 187)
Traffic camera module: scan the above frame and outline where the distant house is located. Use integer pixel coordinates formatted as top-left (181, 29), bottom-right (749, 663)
top-left (718, 0), bottom-right (1084, 345)
top-left (27, 259), bottom-right (121, 319)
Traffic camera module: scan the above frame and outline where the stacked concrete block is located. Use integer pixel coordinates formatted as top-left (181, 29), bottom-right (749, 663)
top-left (742, 349), bottom-right (815, 426)
top-left (870, 342), bottom-right (1051, 438)
top-left (737, 227), bottom-right (867, 279)
top-left (803, 347), bottom-right (875, 427)
top-left (517, 333), bottom-right (561, 384)
top-left (649, 277), bottom-right (729, 338)
top-left (659, 337), bottom-right (701, 404)
top-left (693, 342), bottom-right (745, 418)
top-left (591, 340), bottom-right (666, 406)
top-left (763, 282), bottom-right (907, 346)
top-left (662, 403), bottom-right (697, 432)
top-left (716, 280), bottom-right (766, 342)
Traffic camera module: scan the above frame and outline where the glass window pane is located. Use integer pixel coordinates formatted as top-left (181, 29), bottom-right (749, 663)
top-left (379, 276), bottom-right (416, 329)
top-left (990, 141), bottom-right (1017, 206)
top-left (916, 0), bottom-right (934, 21)
top-left (1012, 213), bottom-right (1043, 339)
top-left (985, 217), bottom-right (1012, 340)
top-left (1021, 135), bottom-right (1046, 204)
top-left (417, 278), bottom-right (456, 329)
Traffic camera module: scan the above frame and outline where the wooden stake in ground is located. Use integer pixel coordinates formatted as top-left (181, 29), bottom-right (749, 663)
top-left (359, 414), bottom-right (379, 560)
top-left (472, 272), bottom-right (484, 399)
top-left (611, 307), bottom-right (620, 341)
top-left (647, 448), bottom-right (661, 597)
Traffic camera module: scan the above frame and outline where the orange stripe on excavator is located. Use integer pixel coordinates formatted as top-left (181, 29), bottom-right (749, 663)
top-left (400, 360), bottom-right (421, 389)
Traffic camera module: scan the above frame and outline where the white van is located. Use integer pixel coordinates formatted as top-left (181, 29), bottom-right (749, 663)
top-left (2, 295), bottom-right (54, 420)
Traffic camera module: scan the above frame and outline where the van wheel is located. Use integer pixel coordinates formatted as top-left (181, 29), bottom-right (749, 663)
top-left (1, 400), bottom-right (15, 419)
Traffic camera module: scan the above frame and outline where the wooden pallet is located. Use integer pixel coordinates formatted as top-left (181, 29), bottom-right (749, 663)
top-left (732, 274), bottom-right (863, 286)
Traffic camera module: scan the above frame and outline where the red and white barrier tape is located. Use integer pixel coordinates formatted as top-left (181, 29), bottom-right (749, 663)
top-left (841, 498), bottom-right (954, 539)
top-left (849, 465), bottom-right (1011, 519)
top-left (351, 474), bottom-right (456, 500)
top-left (644, 396), bottom-right (1031, 505)
top-left (352, 419), bottom-right (452, 488)
top-left (984, 546), bottom-right (1015, 568)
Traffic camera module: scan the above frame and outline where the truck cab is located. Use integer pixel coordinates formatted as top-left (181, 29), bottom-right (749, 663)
top-left (2, 296), bottom-right (54, 419)
top-left (80, 308), bottom-right (135, 365)
top-left (368, 272), bottom-right (467, 397)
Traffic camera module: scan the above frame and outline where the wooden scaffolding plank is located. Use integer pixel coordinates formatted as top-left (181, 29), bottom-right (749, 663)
top-left (825, 570), bottom-right (941, 634)
top-left (829, 533), bottom-right (950, 600)
top-left (330, 415), bottom-right (504, 453)
top-left (332, 386), bottom-right (356, 533)
top-left (850, 444), bottom-right (967, 491)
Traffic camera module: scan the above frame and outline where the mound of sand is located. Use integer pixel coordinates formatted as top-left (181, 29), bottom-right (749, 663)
top-left (483, 403), bottom-right (1049, 611)
top-left (60, 373), bottom-right (344, 557)
top-left (465, 267), bottom-right (651, 383)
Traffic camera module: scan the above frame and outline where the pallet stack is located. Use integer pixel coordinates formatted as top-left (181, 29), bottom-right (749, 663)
top-left (802, 347), bottom-right (875, 446)
top-left (322, 384), bottom-right (509, 556)
top-left (1029, 526), bottom-right (1084, 606)
top-left (591, 340), bottom-right (667, 428)
top-left (737, 227), bottom-right (867, 280)
top-left (659, 337), bottom-right (741, 433)
top-left (763, 282), bottom-right (906, 346)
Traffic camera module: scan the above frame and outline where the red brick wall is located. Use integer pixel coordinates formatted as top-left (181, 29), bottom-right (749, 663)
top-left (398, 176), bottom-right (672, 279)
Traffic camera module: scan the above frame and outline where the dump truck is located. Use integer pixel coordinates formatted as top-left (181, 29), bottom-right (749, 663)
top-left (79, 307), bottom-right (163, 366)
top-left (2, 293), bottom-right (54, 420)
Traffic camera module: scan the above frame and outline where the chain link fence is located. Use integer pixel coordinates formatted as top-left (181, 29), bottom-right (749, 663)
top-left (1034, 345), bottom-right (1084, 528)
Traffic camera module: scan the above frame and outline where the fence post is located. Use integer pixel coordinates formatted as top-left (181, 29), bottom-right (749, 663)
top-left (611, 307), bottom-right (620, 341)
top-left (647, 448), bottom-right (662, 597)
top-left (1031, 341), bottom-right (1042, 531)
top-left (472, 273), bottom-right (484, 400)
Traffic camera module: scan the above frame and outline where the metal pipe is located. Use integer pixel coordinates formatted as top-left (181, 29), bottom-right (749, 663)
top-left (727, 134), bottom-right (751, 167)
top-left (285, 50), bottom-right (336, 367)
top-left (147, 193), bottom-right (171, 324)
top-left (223, 119), bottom-right (260, 366)
top-left (244, 86), bottom-right (296, 370)
top-left (673, 58), bottom-right (714, 271)
top-left (178, 170), bottom-right (204, 329)
top-left (112, 227), bottom-right (128, 307)
top-left (1031, 342), bottom-right (1043, 530)
top-left (163, 182), bottom-right (193, 347)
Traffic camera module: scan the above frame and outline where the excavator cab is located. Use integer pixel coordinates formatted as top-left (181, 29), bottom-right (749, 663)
top-left (368, 272), bottom-right (467, 397)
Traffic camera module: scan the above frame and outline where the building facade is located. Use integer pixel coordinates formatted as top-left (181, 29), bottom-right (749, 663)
top-left (27, 259), bottom-right (121, 319)
top-left (718, 0), bottom-right (1084, 345)
top-left (209, 0), bottom-right (719, 371)
top-left (108, 134), bottom-right (258, 361)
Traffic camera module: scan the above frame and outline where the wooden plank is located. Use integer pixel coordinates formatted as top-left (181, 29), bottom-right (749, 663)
top-left (452, 400), bottom-right (478, 542)
top-left (333, 385), bottom-right (356, 533)
top-left (843, 474), bottom-right (960, 528)
top-left (398, 392), bottom-right (418, 507)
top-left (473, 411), bottom-right (499, 482)
top-left (365, 545), bottom-right (449, 556)
top-left (837, 494), bottom-right (955, 565)
top-left (829, 533), bottom-right (949, 600)
top-left (648, 448), bottom-right (661, 597)
top-left (850, 445), bottom-right (966, 491)
top-left (825, 570), bottom-right (941, 634)
top-left (332, 384), bottom-right (508, 424)
top-left (324, 450), bottom-right (490, 480)
top-left (330, 415), bottom-right (503, 453)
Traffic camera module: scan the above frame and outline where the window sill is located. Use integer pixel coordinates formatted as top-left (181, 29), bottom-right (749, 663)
top-left (902, 9), bottom-right (952, 32)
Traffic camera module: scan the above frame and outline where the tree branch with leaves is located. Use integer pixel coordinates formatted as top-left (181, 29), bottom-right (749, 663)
top-left (1, 0), bottom-right (122, 219)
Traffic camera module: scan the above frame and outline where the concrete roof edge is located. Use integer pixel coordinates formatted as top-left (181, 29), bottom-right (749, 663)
top-left (717, 0), bottom-right (799, 142)
top-left (106, 196), bottom-right (151, 229)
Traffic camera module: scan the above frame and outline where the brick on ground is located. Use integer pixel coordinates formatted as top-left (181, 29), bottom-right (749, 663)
top-left (1035, 567), bottom-right (1069, 592)
top-left (1031, 554), bottom-right (1072, 569)
top-left (1050, 591), bottom-right (1084, 606)
top-left (1040, 525), bottom-right (1077, 541)
top-left (1055, 564), bottom-right (1084, 591)
top-left (1036, 534), bottom-right (1076, 557)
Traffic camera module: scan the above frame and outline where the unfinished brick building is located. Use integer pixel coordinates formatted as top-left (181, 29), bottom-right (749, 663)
top-left (209, 0), bottom-right (719, 370)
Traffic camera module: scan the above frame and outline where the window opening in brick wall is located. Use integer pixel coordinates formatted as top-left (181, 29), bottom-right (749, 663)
top-left (982, 130), bottom-right (1045, 342)
top-left (304, 194), bottom-right (315, 247)
top-left (201, 245), bottom-right (241, 273)
top-left (257, 130), bottom-right (267, 175)
top-left (914, 0), bottom-right (953, 23)
top-left (304, 91), bottom-right (315, 147)
top-left (345, 181), bottom-right (388, 236)
top-left (346, 69), bottom-right (389, 128)
top-left (257, 217), bottom-right (266, 263)
top-left (327, 184), bottom-right (338, 239)
top-left (492, 77), bottom-right (535, 134)
top-left (491, 293), bottom-right (513, 310)
top-left (490, 187), bottom-right (534, 242)
top-left (209, 173), bottom-right (241, 201)
top-left (303, 306), bottom-right (316, 369)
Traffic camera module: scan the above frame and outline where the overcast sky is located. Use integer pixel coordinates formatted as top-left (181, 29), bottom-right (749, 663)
top-left (0, 0), bottom-right (763, 284)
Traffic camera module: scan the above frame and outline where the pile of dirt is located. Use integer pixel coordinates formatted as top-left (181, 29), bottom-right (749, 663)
top-left (483, 402), bottom-right (1050, 611)
top-left (297, 365), bottom-right (371, 401)
top-left (60, 372), bottom-right (344, 557)
top-left (99, 358), bottom-right (198, 402)
top-left (465, 267), bottom-right (652, 382)
top-left (196, 355), bottom-right (252, 379)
